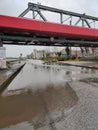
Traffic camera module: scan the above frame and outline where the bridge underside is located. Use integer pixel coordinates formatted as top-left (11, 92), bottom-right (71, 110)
top-left (1, 35), bottom-right (98, 47)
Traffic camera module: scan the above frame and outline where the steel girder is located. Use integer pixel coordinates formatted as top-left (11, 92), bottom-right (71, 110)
top-left (1, 35), bottom-right (98, 47)
top-left (1, 3), bottom-right (98, 47)
top-left (17, 3), bottom-right (97, 51)
top-left (19, 2), bottom-right (98, 28)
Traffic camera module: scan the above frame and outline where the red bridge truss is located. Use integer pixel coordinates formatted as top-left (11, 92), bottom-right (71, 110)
top-left (0, 3), bottom-right (98, 47)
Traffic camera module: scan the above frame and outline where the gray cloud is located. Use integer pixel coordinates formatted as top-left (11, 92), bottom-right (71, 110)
top-left (0, 0), bottom-right (98, 16)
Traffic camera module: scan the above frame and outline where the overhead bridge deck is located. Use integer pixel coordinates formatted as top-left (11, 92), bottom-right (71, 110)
top-left (0, 15), bottom-right (98, 47)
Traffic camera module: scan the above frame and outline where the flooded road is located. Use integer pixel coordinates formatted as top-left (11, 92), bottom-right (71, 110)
top-left (0, 60), bottom-right (98, 130)
top-left (4, 60), bottom-right (98, 93)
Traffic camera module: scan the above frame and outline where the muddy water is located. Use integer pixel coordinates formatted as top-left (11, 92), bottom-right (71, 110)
top-left (0, 60), bottom-right (98, 130)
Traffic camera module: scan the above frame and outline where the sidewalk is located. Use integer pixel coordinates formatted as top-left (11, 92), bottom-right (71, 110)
top-left (58, 61), bottom-right (98, 69)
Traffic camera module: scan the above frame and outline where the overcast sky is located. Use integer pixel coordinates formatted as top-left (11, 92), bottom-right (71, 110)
top-left (0, 0), bottom-right (98, 57)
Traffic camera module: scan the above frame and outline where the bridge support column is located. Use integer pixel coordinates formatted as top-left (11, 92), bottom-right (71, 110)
top-left (0, 40), bottom-right (6, 69)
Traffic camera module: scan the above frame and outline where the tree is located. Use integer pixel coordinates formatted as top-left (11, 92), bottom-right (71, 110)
top-left (65, 47), bottom-right (70, 56)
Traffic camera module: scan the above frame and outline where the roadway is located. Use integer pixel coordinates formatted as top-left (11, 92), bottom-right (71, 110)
top-left (0, 60), bottom-right (98, 130)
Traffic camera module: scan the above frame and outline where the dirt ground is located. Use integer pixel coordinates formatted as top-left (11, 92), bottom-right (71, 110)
top-left (0, 83), bottom-right (78, 129)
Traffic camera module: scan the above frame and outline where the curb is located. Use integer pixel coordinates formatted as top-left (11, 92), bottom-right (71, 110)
top-left (59, 63), bottom-right (98, 69)
top-left (0, 64), bottom-right (25, 94)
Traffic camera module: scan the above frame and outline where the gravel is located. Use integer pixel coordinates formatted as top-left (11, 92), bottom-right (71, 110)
top-left (54, 81), bottom-right (98, 130)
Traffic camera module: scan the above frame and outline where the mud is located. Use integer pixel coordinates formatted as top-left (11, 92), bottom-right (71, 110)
top-left (0, 83), bottom-right (78, 129)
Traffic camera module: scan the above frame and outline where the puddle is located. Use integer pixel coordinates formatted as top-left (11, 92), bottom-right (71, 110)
top-left (0, 83), bottom-right (78, 129)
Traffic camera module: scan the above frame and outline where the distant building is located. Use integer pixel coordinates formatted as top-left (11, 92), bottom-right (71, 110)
top-left (95, 48), bottom-right (98, 56)
top-left (71, 50), bottom-right (82, 58)
top-left (80, 48), bottom-right (98, 57)
top-left (33, 50), bottom-right (46, 59)
top-left (27, 52), bottom-right (34, 59)
top-left (91, 48), bottom-right (98, 56)
top-left (33, 49), bottom-right (57, 59)
top-left (60, 48), bottom-right (82, 59)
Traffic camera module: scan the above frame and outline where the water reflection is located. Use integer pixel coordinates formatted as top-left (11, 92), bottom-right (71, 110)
top-left (2, 60), bottom-right (98, 96)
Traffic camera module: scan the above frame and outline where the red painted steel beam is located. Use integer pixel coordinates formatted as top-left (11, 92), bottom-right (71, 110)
top-left (0, 15), bottom-right (98, 40)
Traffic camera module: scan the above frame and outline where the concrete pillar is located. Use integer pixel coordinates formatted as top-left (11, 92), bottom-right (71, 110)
top-left (0, 41), bottom-right (6, 69)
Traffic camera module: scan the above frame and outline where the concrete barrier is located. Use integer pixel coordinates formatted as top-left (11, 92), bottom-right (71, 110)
top-left (0, 47), bottom-right (6, 69)
top-left (0, 64), bottom-right (25, 94)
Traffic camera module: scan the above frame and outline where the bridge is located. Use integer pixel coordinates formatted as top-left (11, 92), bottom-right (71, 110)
top-left (0, 3), bottom-right (98, 47)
